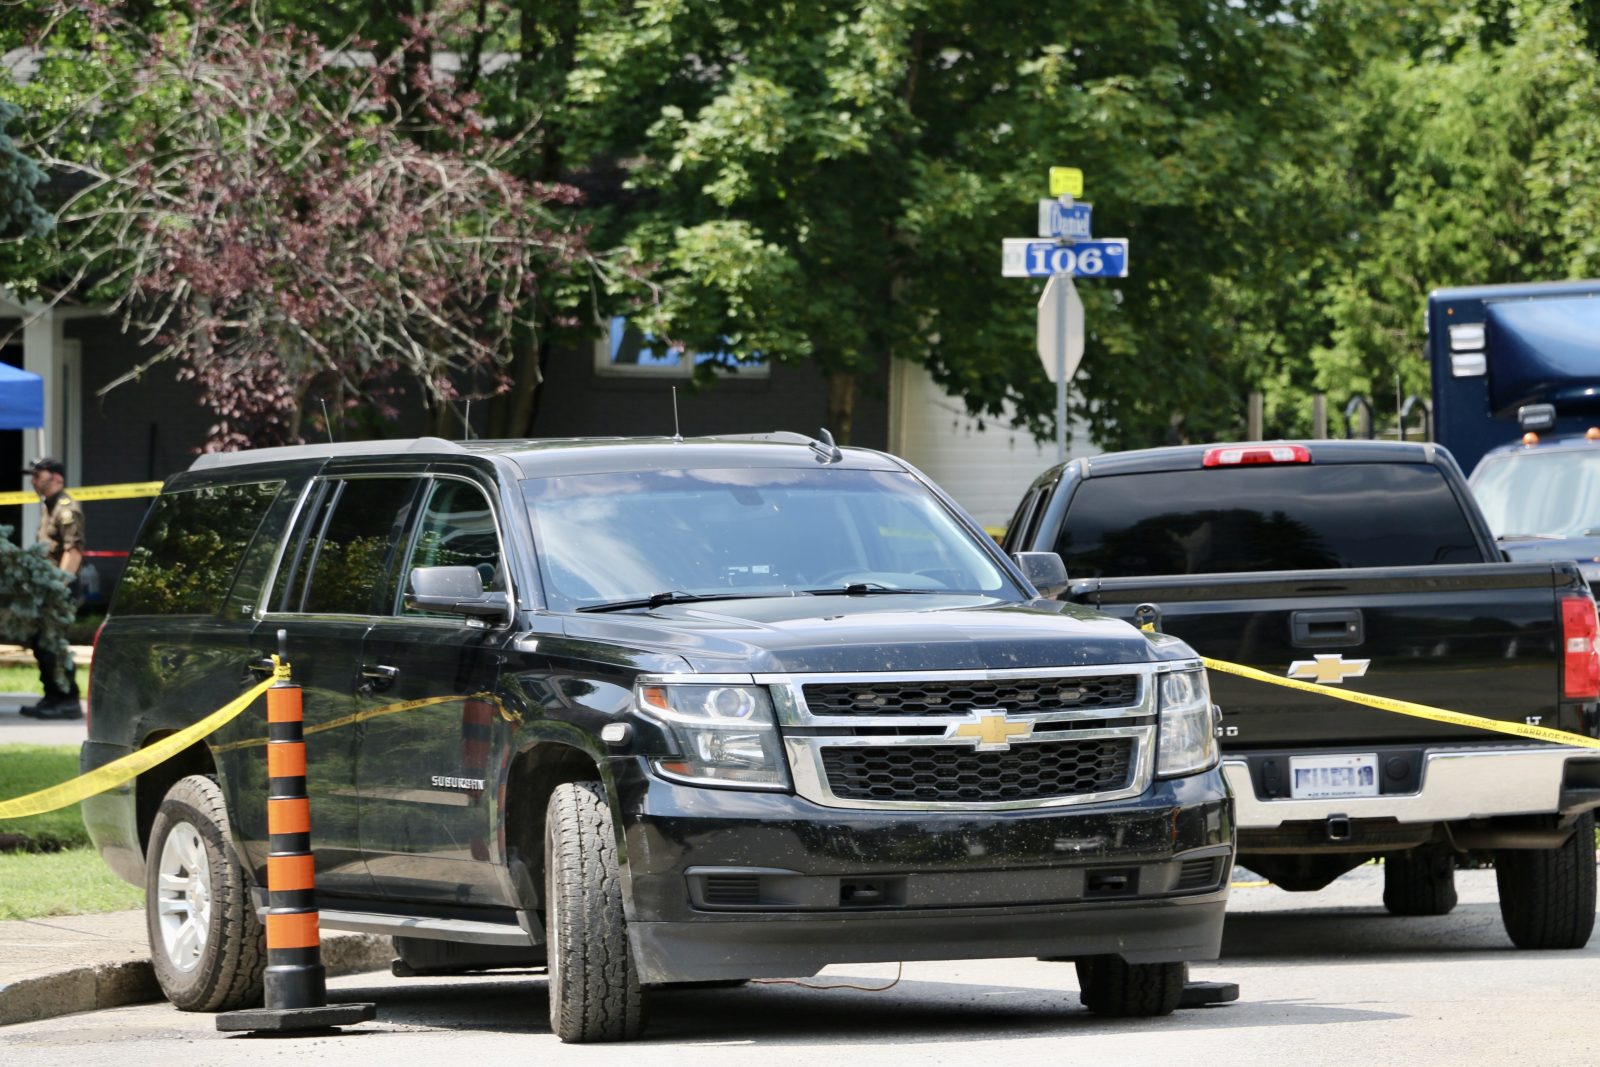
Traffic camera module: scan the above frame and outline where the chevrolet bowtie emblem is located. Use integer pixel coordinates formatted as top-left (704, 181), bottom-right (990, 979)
top-left (946, 710), bottom-right (1033, 751)
top-left (1288, 654), bottom-right (1371, 685)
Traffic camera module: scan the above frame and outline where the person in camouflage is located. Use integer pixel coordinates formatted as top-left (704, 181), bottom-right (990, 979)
top-left (21, 457), bottom-right (83, 720)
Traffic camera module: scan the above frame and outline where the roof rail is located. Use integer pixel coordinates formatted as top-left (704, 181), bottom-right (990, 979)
top-left (188, 436), bottom-right (468, 472)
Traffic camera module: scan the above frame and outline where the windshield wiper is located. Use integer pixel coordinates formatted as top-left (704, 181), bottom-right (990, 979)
top-left (802, 582), bottom-right (955, 597)
top-left (577, 590), bottom-right (803, 613)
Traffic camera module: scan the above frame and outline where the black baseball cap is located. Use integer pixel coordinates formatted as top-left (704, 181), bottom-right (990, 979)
top-left (22, 457), bottom-right (65, 476)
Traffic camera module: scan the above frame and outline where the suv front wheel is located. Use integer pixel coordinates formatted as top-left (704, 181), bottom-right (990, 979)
top-left (145, 774), bottom-right (265, 1011)
top-left (1075, 956), bottom-right (1186, 1017)
top-left (543, 780), bottom-right (645, 1042)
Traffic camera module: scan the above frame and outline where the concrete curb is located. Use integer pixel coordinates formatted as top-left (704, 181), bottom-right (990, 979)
top-left (0, 930), bottom-right (393, 1027)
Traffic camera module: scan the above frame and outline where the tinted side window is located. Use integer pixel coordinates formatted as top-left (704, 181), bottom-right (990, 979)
top-left (115, 482), bottom-right (283, 616)
top-left (273, 478), bottom-right (419, 615)
top-left (1057, 464), bottom-right (1484, 578)
top-left (401, 480), bottom-right (505, 616)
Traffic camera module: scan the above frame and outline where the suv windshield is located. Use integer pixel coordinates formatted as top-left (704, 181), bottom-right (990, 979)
top-left (523, 467), bottom-right (1014, 611)
top-left (1471, 449), bottom-right (1600, 539)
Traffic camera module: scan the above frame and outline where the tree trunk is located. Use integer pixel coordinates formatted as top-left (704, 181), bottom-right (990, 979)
top-left (500, 327), bottom-right (543, 437)
top-left (827, 371), bottom-right (856, 446)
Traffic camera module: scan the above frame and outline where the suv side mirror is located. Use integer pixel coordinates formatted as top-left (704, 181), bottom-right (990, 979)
top-left (406, 565), bottom-right (513, 622)
top-left (1012, 551), bottom-right (1069, 599)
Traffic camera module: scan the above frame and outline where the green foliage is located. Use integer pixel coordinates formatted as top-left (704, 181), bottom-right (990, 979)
top-left (0, 100), bottom-right (51, 239)
top-left (1290, 0), bottom-right (1600, 432)
top-left (0, 527), bottom-right (76, 686)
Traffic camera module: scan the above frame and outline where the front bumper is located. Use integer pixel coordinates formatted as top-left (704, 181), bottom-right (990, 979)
top-left (1224, 744), bottom-right (1600, 830)
top-left (629, 893), bottom-right (1228, 983)
top-left (613, 761), bottom-right (1233, 983)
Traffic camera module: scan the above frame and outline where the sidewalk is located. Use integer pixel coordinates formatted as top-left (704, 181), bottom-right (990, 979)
top-left (0, 910), bottom-right (392, 1026)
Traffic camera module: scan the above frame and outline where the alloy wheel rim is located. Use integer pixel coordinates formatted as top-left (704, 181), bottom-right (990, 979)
top-left (156, 821), bottom-right (212, 973)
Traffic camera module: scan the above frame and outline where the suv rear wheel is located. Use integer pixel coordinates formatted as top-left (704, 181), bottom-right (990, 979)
top-left (1075, 956), bottom-right (1185, 1017)
top-left (544, 780), bottom-right (645, 1042)
top-left (1495, 811), bottom-right (1597, 950)
top-left (145, 774), bottom-right (265, 1011)
top-left (1382, 847), bottom-right (1458, 916)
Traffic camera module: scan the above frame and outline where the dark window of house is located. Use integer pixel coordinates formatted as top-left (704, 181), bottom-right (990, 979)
top-left (272, 478), bottom-right (419, 615)
top-left (1056, 464), bottom-right (1483, 578)
top-left (115, 482), bottom-right (284, 616)
top-left (399, 480), bottom-right (505, 616)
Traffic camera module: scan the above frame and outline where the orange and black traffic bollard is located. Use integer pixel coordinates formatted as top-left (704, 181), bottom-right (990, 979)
top-left (217, 630), bottom-right (375, 1033)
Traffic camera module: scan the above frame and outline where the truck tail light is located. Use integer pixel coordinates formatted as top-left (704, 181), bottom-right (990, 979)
top-left (1202, 445), bottom-right (1312, 468)
top-left (85, 620), bottom-right (105, 730)
top-left (1561, 595), bottom-right (1600, 701)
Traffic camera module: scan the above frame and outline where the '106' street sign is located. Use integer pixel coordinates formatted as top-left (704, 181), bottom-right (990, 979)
top-left (1002, 239), bottom-right (1129, 278)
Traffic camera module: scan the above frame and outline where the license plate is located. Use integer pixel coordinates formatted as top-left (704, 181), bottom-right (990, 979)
top-left (1289, 754), bottom-right (1379, 800)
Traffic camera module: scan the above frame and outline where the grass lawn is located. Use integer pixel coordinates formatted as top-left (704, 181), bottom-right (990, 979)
top-left (0, 743), bottom-right (143, 919)
top-left (0, 847), bottom-right (143, 919)
top-left (0, 743), bottom-right (92, 850)
top-left (0, 662), bottom-right (91, 696)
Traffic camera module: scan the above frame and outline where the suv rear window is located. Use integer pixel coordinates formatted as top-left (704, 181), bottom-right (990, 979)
top-left (114, 481), bottom-right (283, 616)
top-left (1056, 463), bottom-right (1483, 578)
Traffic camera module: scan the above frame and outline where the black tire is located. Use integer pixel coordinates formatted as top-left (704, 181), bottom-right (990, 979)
top-left (1494, 811), bottom-right (1598, 950)
top-left (1382, 848), bottom-right (1459, 917)
top-left (1074, 956), bottom-right (1186, 1018)
top-left (144, 774), bottom-right (265, 1011)
top-left (544, 780), bottom-right (645, 1042)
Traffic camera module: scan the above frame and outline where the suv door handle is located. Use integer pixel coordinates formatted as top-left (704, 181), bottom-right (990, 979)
top-left (360, 664), bottom-right (400, 693)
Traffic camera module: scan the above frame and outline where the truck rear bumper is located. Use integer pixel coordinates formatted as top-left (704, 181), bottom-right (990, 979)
top-left (1224, 745), bottom-right (1600, 829)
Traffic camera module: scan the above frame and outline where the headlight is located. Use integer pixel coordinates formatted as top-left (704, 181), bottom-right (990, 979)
top-left (637, 683), bottom-right (790, 790)
top-left (1156, 668), bottom-right (1218, 778)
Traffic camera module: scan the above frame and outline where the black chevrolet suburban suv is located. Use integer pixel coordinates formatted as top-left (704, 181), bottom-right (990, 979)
top-left (81, 434), bottom-right (1233, 1041)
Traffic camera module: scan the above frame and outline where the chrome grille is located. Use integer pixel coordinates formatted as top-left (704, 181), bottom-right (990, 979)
top-left (820, 737), bottom-right (1135, 804)
top-left (801, 676), bottom-right (1138, 717)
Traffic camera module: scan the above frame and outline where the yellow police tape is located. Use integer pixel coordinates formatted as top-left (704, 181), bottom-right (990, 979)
top-left (0, 685), bottom-right (515, 820)
top-left (0, 679), bottom-right (272, 820)
top-left (1199, 655), bottom-right (1600, 751)
top-left (0, 480), bottom-right (164, 507)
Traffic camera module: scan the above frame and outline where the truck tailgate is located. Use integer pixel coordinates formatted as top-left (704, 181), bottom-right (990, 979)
top-left (1071, 562), bottom-right (1571, 748)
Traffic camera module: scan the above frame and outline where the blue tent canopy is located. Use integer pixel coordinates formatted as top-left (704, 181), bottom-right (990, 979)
top-left (0, 363), bottom-right (43, 430)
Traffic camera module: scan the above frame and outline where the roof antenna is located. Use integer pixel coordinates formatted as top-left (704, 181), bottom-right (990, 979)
top-left (464, 399), bottom-right (473, 441)
top-left (811, 427), bottom-right (844, 463)
top-left (319, 398), bottom-right (334, 444)
top-left (671, 386), bottom-right (682, 442)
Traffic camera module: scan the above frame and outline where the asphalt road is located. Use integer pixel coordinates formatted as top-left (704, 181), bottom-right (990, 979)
top-left (5, 865), bottom-right (1598, 1065)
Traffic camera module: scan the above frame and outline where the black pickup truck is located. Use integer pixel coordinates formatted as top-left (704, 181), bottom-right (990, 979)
top-left (1004, 439), bottom-right (1600, 948)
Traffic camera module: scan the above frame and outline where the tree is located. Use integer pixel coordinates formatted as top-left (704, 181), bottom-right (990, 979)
top-left (6, 1), bottom-right (605, 448)
top-left (1296, 0), bottom-right (1600, 428)
top-left (564, 0), bottom-right (1368, 448)
top-left (0, 100), bottom-right (51, 240)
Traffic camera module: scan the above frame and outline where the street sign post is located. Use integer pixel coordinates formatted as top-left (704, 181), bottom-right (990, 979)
top-left (1004, 169), bottom-right (1130, 464)
top-left (1038, 275), bottom-right (1084, 463)
top-left (1001, 238), bottom-right (1129, 278)
top-left (1037, 200), bottom-right (1092, 239)
top-left (1037, 275), bottom-right (1083, 385)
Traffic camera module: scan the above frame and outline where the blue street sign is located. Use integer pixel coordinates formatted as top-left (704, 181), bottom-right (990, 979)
top-left (1001, 238), bottom-right (1129, 278)
top-left (1038, 200), bottom-right (1092, 239)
